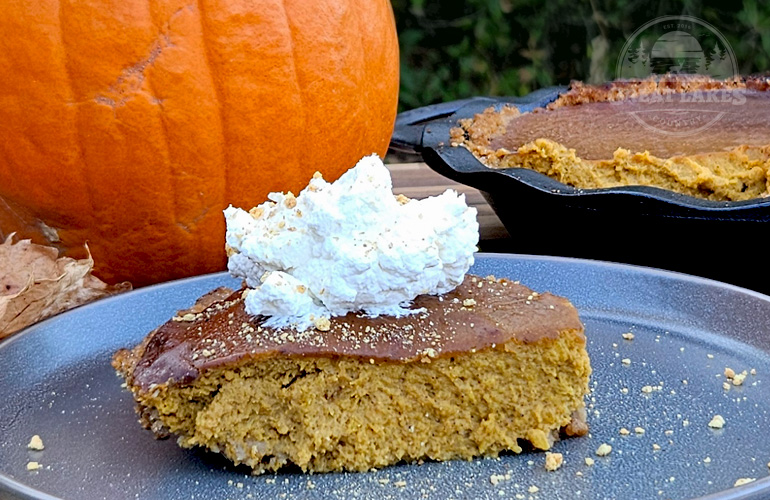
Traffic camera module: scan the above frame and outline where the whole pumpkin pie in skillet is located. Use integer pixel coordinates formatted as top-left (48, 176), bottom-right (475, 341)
top-left (112, 156), bottom-right (591, 474)
top-left (450, 75), bottom-right (770, 201)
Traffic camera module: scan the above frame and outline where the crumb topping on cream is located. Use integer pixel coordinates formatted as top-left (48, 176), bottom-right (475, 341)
top-left (225, 155), bottom-right (479, 330)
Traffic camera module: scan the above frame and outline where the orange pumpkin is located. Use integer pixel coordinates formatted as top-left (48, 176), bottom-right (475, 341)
top-left (0, 0), bottom-right (399, 287)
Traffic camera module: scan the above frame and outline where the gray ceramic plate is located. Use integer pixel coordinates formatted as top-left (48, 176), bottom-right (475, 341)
top-left (2, 254), bottom-right (770, 500)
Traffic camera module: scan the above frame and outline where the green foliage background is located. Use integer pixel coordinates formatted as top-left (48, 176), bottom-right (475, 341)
top-left (392, 0), bottom-right (770, 111)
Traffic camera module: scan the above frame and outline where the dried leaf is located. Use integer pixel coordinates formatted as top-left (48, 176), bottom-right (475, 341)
top-left (0, 234), bottom-right (131, 339)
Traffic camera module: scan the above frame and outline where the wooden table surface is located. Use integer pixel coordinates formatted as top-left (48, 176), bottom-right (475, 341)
top-left (386, 162), bottom-right (513, 252)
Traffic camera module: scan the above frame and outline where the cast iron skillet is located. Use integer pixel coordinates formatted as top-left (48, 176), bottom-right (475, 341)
top-left (389, 87), bottom-right (770, 294)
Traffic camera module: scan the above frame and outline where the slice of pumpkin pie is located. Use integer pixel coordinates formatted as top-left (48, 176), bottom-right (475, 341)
top-left (113, 155), bottom-right (591, 474)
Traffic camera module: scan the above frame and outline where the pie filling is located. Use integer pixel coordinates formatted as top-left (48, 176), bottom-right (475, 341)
top-left (492, 92), bottom-right (770, 160)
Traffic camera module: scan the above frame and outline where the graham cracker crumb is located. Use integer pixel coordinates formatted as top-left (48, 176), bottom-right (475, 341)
top-left (26, 461), bottom-right (42, 471)
top-left (634, 427), bottom-right (646, 434)
top-left (27, 435), bottom-right (44, 451)
top-left (421, 348), bottom-right (438, 360)
top-left (584, 457), bottom-right (595, 466)
top-left (708, 415), bottom-right (725, 429)
top-left (314, 317), bottom-right (331, 332)
top-left (724, 367), bottom-right (736, 379)
top-left (490, 473), bottom-right (507, 485)
top-left (528, 485), bottom-right (540, 493)
top-left (545, 452), bottom-right (564, 471)
top-left (622, 332), bottom-right (635, 340)
top-left (595, 443), bottom-right (612, 456)
top-left (734, 478), bottom-right (756, 487)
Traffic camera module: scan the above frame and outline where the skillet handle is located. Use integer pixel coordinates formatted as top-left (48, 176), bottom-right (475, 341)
top-left (389, 98), bottom-right (478, 154)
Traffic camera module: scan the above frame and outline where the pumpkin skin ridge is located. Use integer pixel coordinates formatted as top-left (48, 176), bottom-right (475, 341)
top-left (0, 0), bottom-right (399, 287)
top-left (57, 0), bottom-right (100, 236)
top-left (193, 0), bottom-right (230, 224)
top-left (278, 0), bottom-right (308, 159)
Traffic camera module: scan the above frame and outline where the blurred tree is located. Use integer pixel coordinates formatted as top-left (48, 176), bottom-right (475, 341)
top-left (392, 0), bottom-right (770, 110)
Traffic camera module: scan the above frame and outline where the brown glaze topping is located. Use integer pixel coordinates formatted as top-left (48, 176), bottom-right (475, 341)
top-left (127, 275), bottom-right (583, 391)
top-left (491, 91), bottom-right (770, 160)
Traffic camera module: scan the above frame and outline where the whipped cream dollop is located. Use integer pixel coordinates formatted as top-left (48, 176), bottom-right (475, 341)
top-left (224, 154), bottom-right (479, 330)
